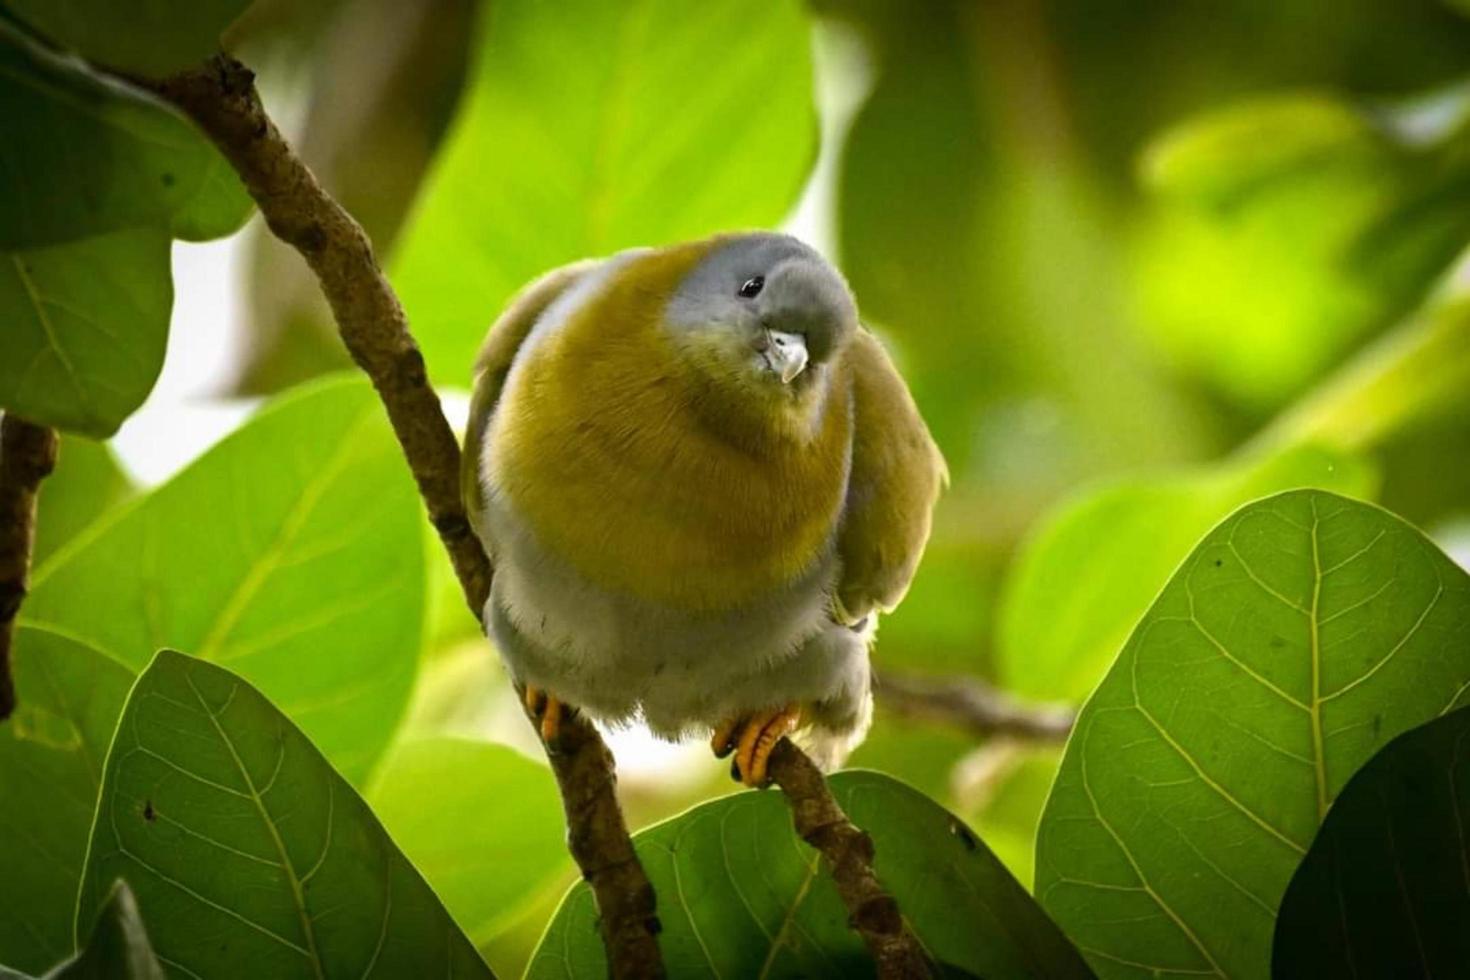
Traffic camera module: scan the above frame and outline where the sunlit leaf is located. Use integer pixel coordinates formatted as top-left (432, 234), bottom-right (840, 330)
top-left (0, 636), bottom-right (133, 972)
top-left (20, 376), bottom-right (425, 782)
top-left (4, 0), bottom-right (252, 77)
top-left (391, 0), bottom-right (817, 382)
top-left (1036, 490), bottom-right (1470, 978)
top-left (0, 378), bottom-right (424, 968)
top-left (32, 436), bottom-right (133, 566)
top-left (998, 445), bottom-right (1375, 702)
top-left (528, 771), bottom-right (1092, 979)
top-left (1273, 704), bottom-right (1470, 976)
top-left (366, 738), bottom-right (567, 945)
top-left (0, 230), bottom-right (171, 437)
top-left (0, 20), bottom-right (249, 249)
top-left (77, 652), bottom-right (491, 978)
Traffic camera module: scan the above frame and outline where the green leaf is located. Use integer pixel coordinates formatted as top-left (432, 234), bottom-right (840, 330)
top-left (391, 0), bottom-right (817, 382)
top-left (1035, 489), bottom-right (1470, 978)
top-left (0, 880), bottom-right (164, 980)
top-left (0, 635), bottom-right (133, 972)
top-left (3, 0), bottom-right (252, 78)
top-left (1273, 704), bottom-right (1470, 976)
top-left (1140, 95), bottom-right (1391, 207)
top-left (77, 651), bottom-right (491, 978)
top-left (57, 880), bottom-right (164, 980)
top-left (528, 771), bottom-right (1092, 979)
top-left (32, 436), bottom-right (132, 567)
top-left (20, 376), bottom-right (425, 782)
top-left (366, 738), bottom-right (568, 945)
top-left (0, 20), bottom-right (250, 249)
top-left (998, 445), bottom-right (1376, 702)
top-left (0, 230), bottom-right (171, 437)
top-left (0, 378), bottom-right (425, 968)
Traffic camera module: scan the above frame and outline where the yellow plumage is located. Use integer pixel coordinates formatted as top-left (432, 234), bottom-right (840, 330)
top-left (463, 232), bottom-right (944, 783)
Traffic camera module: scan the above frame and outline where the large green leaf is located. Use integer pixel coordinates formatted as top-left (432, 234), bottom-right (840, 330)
top-left (20, 376), bottom-right (425, 781)
top-left (0, 230), bottom-right (171, 437)
top-left (1036, 489), bottom-right (1470, 978)
top-left (0, 19), bottom-right (250, 249)
top-left (0, 378), bottom-right (425, 969)
top-left (3, 0), bottom-right (252, 77)
top-left (32, 436), bottom-right (132, 566)
top-left (366, 738), bottom-right (568, 945)
top-left (391, 0), bottom-right (816, 382)
top-left (1273, 704), bottom-right (1470, 977)
top-left (998, 445), bottom-right (1375, 702)
top-left (528, 771), bottom-right (1092, 979)
top-left (77, 651), bottom-right (491, 978)
top-left (0, 636), bottom-right (133, 972)
top-left (1, 880), bottom-right (164, 980)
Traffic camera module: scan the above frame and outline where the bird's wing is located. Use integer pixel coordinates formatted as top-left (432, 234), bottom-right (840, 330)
top-left (461, 260), bottom-right (602, 542)
top-left (834, 329), bottom-right (947, 625)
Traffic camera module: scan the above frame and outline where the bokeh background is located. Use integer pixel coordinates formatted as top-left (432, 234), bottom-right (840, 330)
top-left (78, 0), bottom-right (1470, 972)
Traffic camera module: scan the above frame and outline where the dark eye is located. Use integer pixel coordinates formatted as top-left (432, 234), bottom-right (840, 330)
top-left (738, 276), bottom-right (764, 299)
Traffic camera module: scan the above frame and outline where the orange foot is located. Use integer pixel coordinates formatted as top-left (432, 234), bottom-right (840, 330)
top-left (711, 705), bottom-right (802, 788)
top-left (524, 685), bottom-right (569, 748)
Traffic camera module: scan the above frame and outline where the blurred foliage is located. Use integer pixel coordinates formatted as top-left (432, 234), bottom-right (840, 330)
top-left (230, 0), bottom-right (476, 394)
top-left (2, 0), bottom-right (1470, 976)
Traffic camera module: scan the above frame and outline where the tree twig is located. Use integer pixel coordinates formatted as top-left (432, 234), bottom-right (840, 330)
top-left (151, 56), bottom-right (663, 979)
top-left (874, 670), bottom-right (1075, 742)
top-left (767, 740), bottom-right (933, 978)
top-left (0, 415), bottom-right (58, 720)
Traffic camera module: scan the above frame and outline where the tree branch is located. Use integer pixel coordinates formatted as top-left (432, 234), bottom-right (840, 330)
top-left (767, 740), bottom-right (933, 978)
top-left (151, 56), bottom-right (663, 979)
top-left (0, 415), bottom-right (58, 720)
top-left (874, 671), bottom-right (1074, 743)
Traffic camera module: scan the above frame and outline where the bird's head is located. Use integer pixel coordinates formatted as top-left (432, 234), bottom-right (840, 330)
top-left (661, 234), bottom-right (858, 423)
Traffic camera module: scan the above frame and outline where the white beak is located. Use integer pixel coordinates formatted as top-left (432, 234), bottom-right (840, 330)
top-left (765, 330), bottom-right (809, 384)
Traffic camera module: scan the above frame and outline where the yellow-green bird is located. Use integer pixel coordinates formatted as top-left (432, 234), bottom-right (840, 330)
top-left (462, 232), bottom-right (945, 786)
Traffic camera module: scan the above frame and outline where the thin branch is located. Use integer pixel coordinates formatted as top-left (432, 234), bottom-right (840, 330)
top-left (767, 740), bottom-right (933, 978)
top-left (150, 56), bottom-right (663, 979)
top-left (0, 414), bottom-right (58, 720)
top-left (874, 671), bottom-right (1075, 743)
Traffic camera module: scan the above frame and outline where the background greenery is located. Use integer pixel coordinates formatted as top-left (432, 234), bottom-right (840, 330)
top-left (3, 0), bottom-right (1470, 977)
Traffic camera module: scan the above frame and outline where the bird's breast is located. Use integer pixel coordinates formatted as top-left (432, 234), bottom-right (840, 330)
top-left (487, 317), bottom-right (852, 612)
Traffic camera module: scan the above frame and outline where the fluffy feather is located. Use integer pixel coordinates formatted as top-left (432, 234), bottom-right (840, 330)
top-left (463, 233), bottom-right (943, 768)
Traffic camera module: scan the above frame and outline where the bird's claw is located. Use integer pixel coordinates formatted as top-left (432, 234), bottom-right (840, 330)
top-left (524, 685), bottom-right (570, 749)
top-left (711, 705), bottom-right (801, 788)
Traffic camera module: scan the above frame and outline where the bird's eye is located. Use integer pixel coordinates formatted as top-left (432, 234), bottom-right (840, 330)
top-left (738, 276), bottom-right (764, 299)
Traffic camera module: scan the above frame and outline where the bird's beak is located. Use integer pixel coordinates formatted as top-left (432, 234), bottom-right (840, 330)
top-left (764, 330), bottom-right (809, 384)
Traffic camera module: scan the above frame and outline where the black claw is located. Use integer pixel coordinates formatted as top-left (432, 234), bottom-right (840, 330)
top-left (730, 758), bottom-right (743, 782)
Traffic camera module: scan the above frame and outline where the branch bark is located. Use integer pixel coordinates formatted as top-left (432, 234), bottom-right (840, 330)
top-left (767, 740), bottom-right (933, 978)
top-left (874, 670), bottom-right (1074, 742)
top-left (0, 415), bottom-right (58, 720)
top-left (151, 56), bottom-right (663, 979)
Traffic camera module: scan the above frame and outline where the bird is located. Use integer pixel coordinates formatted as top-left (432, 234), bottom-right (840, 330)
top-left (462, 232), bottom-right (945, 786)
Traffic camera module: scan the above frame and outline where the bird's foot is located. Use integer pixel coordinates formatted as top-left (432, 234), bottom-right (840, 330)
top-left (524, 685), bottom-right (570, 749)
top-left (711, 704), bottom-right (802, 788)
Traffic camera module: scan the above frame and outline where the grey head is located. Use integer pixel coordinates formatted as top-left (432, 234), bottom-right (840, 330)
top-left (663, 233), bottom-right (859, 388)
